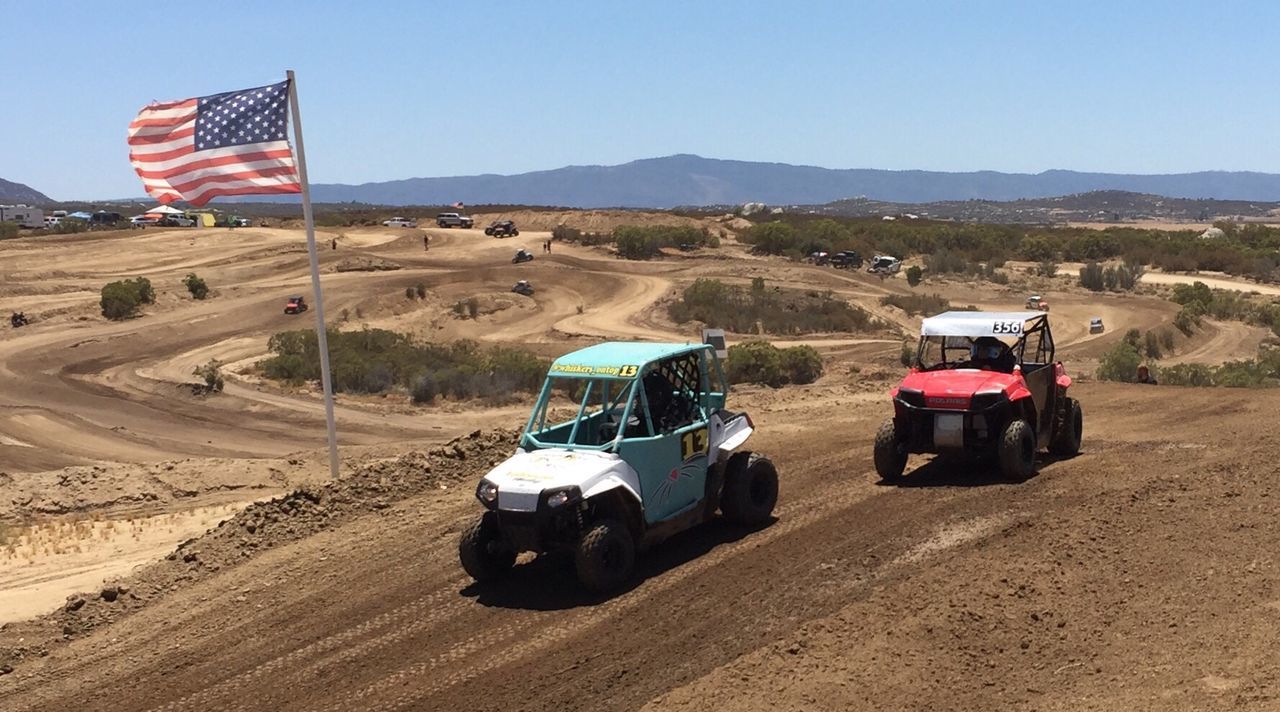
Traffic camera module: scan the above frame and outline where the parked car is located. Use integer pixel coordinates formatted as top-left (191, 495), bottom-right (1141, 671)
top-left (284, 295), bottom-right (309, 314)
top-left (867, 255), bottom-right (902, 274)
top-left (513, 249), bottom-right (535, 264)
top-left (484, 220), bottom-right (519, 237)
top-left (1089, 317), bottom-right (1104, 334)
top-left (458, 339), bottom-right (777, 593)
top-left (129, 216), bottom-right (159, 228)
top-left (808, 251), bottom-right (830, 265)
top-left (831, 250), bottom-right (864, 269)
top-left (159, 216), bottom-right (195, 227)
top-left (382, 217), bottom-right (418, 228)
top-left (436, 212), bottom-right (474, 229)
top-left (874, 310), bottom-right (1083, 483)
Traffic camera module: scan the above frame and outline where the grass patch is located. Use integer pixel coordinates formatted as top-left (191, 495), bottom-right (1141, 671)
top-left (669, 278), bottom-right (880, 334)
top-left (260, 328), bottom-right (547, 403)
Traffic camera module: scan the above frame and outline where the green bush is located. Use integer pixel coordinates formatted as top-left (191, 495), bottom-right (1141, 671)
top-left (900, 341), bottom-right (916, 367)
top-left (405, 286), bottom-right (417, 300)
top-left (669, 278), bottom-right (879, 334)
top-left (193, 359), bottom-right (224, 392)
top-left (261, 328), bottom-right (548, 401)
top-left (100, 277), bottom-right (155, 320)
top-left (1079, 262), bottom-right (1105, 291)
top-left (183, 273), bottom-right (209, 300)
top-left (1037, 260), bottom-right (1059, 277)
top-left (0, 222), bottom-right (18, 239)
top-left (1143, 330), bottom-right (1162, 359)
top-left (905, 265), bottom-right (923, 286)
top-left (415, 283), bottom-right (427, 299)
top-left (1097, 340), bottom-right (1143, 382)
top-left (725, 340), bottom-right (823, 386)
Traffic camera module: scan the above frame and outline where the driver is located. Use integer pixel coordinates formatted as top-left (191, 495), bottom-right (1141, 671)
top-left (970, 336), bottom-right (1015, 372)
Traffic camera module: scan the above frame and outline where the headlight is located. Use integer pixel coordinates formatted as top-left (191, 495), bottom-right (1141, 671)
top-left (546, 490), bottom-right (570, 508)
top-left (895, 388), bottom-right (925, 408)
top-left (476, 480), bottom-right (498, 504)
top-left (970, 390), bottom-right (1006, 411)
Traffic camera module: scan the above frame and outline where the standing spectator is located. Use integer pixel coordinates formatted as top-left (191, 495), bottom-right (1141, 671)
top-left (424, 234), bottom-right (429, 252)
top-left (331, 237), bottom-right (337, 250)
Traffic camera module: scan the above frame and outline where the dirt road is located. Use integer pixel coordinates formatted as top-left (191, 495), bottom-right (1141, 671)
top-left (3, 384), bottom-right (1279, 711)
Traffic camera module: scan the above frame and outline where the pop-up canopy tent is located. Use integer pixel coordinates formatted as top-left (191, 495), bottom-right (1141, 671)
top-left (143, 205), bottom-right (185, 218)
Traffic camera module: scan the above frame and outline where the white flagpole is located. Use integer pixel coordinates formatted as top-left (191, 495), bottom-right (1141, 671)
top-left (286, 69), bottom-right (340, 481)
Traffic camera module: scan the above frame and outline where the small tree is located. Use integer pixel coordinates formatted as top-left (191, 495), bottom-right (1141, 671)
top-left (1097, 341), bottom-right (1142, 382)
top-left (193, 359), bottom-right (224, 393)
top-left (905, 265), bottom-right (923, 287)
top-left (183, 273), bottom-right (209, 299)
top-left (1079, 262), bottom-right (1105, 292)
top-left (101, 281), bottom-right (141, 320)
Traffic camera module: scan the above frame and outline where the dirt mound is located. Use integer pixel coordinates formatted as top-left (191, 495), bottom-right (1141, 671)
top-left (0, 429), bottom-right (517, 672)
top-left (333, 256), bottom-right (402, 272)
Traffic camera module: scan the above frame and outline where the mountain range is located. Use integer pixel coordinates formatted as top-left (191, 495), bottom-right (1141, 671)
top-left (0, 178), bottom-right (51, 204)
top-left (302, 154), bottom-right (1280, 208)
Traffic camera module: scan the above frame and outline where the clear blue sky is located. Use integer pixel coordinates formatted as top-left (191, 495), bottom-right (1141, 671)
top-left (4, 0), bottom-right (1277, 200)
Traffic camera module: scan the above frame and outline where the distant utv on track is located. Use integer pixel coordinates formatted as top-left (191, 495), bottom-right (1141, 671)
top-left (874, 311), bottom-right (1083, 483)
top-left (484, 220), bottom-right (519, 237)
top-left (459, 340), bottom-right (777, 594)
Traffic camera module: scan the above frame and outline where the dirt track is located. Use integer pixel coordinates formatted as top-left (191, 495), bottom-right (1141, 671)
top-left (1, 222), bottom-right (1276, 710)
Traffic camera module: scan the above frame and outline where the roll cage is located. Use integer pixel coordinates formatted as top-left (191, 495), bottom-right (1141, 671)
top-left (520, 346), bottom-right (728, 453)
top-left (915, 313), bottom-right (1055, 373)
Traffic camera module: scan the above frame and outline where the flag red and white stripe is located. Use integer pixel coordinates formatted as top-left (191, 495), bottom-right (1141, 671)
top-left (128, 86), bottom-right (301, 206)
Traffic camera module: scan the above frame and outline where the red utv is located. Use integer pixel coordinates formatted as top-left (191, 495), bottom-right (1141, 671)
top-left (874, 311), bottom-right (1082, 482)
top-left (284, 295), bottom-right (309, 315)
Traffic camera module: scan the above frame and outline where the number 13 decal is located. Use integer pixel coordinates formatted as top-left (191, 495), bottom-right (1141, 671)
top-left (680, 427), bottom-right (709, 460)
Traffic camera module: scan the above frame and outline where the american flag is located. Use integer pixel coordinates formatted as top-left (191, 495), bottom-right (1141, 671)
top-left (128, 80), bottom-right (301, 206)
top-left (453, 201), bottom-right (464, 209)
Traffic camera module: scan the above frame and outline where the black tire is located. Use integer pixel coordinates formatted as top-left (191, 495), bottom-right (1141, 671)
top-left (575, 519), bottom-right (635, 593)
top-left (998, 419), bottom-right (1036, 481)
top-left (873, 419), bottom-right (908, 482)
top-left (458, 512), bottom-right (515, 583)
top-left (512, 229), bottom-right (519, 236)
top-left (721, 453), bottom-right (778, 526)
top-left (1049, 397), bottom-right (1083, 457)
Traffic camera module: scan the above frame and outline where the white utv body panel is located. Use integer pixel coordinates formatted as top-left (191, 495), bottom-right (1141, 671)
top-left (708, 410), bottom-right (753, 460)
top-left (485, 448), bottom-right (641, 512)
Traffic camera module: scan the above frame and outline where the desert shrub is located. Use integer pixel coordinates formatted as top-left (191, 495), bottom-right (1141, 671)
top-left (453, 297), bottom-right (480, 319)
top-left (905, 265), bottom-right (923, 286)
top-left (52, 220), bottom-right (88, 235)
top-left (1143, 330), bottom-right (1162, 360)
top-left (183, 273), bottom-right (209, 299)
top-left (1157, 351), bottom-right (1280, 388)
top-left (611, 225), bottom-right (711, 260)
top-left (725, 340), bottom-right (823, 387)
top-left (740, 222), bottom-right (800, 256)
top-left (880, 293), bottom-right (950, 316)
top-left (0, 222), bottom-right (18, 239)
top-left (1097, 340), bottom-right (1143, 382)
top-left (1173, 303), bottom-right (1204, 336)
top-left (1159, 328), bottom-right (1176, 351)
top-left (1037, 260), bottom-right (1059, 277)
top-left (1158, 363), bottom-right (1215, 387)
top-left (669, 278), bottom-right (879, 334)
top-left (1019, 235), bottom-right (1055, 262)
top-left (900, 341), bottom-right (917, 367)
top-left (100, 277), bottom-right (155, 320)
top-left (1079, 262), bottom-right (1105, 292)
top-left (261, 328), bottom-right (548, 401)
top-left (193, 359), bottom-right (224, 392)
top-left (405, 286), bottom-right (417, 300)
top-left (415, 283), bottom-right (427, 299)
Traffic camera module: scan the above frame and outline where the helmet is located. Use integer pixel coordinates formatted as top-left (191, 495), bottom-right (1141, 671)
top-left (971, 337), bottom-right (1006, 362)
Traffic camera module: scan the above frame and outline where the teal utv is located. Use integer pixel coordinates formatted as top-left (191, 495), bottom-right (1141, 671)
top-left (459, 341), bottom-right (778, 593)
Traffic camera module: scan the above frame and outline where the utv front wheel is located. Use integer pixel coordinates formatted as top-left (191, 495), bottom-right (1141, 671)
top-left (459, 512), bottom-right (515, 583)
top-left (1049, 398), bottom-right (1083, 457)
top-left (575, 519), bottom-right (636, 594)
top-left (998, 419), bottom-right (1036, 481)
top-left (874, 419), bottom-right (908, 483)
top-left (721, 454), bottom-right (779, 526)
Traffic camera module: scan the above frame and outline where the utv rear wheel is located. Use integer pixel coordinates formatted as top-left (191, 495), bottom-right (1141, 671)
top-left (575, 519), bottom-right (635, 593)
top-left (459, 512), bottom-right (515, 583)
top-left (998, 419), bottom-right (1036, 481)
top-left (874, 419), bottom-right (908, 483)
top-left (721, 454), bottom-right (778, 526)
top-left (1049, 397), bottom-right (1083, 457)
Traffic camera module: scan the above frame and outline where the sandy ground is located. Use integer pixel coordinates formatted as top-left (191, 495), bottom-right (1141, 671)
top-left (0, 219), bottom-right (1276, 710)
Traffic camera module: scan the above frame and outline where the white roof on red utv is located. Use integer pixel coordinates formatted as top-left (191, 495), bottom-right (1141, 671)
top-left (921, 311), bottom-right (1045, 337)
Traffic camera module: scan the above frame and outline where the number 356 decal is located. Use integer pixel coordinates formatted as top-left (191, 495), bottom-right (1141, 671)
top-left (992, 321), bottom-right (1023, 334)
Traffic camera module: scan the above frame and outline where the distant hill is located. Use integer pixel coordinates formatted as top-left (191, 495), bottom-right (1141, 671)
top-left (296, 155), bottom-right (1280, 208)
top-left (0, 178), bottom-right (51, 204)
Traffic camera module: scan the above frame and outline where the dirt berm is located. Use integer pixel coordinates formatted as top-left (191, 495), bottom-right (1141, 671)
top-left (0, 429), bottom-right (517, 673)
